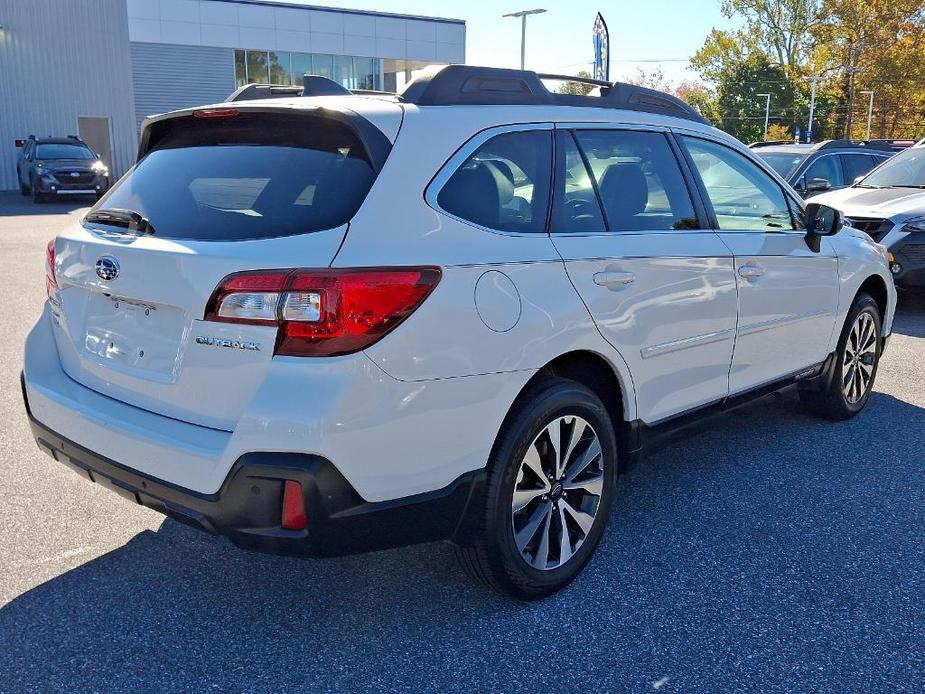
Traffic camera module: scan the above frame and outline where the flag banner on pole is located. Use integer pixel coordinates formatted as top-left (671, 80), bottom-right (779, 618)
top-left (593, 13), bottom-right (609, 82)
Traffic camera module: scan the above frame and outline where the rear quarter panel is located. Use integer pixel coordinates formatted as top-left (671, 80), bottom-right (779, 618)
top-left (335, 107), bottom-right (638, 420)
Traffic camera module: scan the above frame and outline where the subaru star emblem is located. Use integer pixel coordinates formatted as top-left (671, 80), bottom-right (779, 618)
top-left (70, 172), bottom-right (80, 178)
top-left (95, 256), bottom-right (120, 281)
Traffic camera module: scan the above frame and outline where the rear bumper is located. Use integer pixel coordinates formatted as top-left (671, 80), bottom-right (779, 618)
top-left (24, 380), bottom-right (484, 557)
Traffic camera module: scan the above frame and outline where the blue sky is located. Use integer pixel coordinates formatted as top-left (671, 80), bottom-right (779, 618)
top-left (281, 0), bottom-right (740, 84)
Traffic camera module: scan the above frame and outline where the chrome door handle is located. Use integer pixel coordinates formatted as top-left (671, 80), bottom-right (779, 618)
top-left (738, 263), bottom-right (765, 279)
top-left (593, 271), bottom-right (635, 287)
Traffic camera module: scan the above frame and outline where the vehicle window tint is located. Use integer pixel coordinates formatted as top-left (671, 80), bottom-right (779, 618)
top-left (572, 130), bottom-right (698, 231)
top-left (682, 137), bottom-right (794, 232)
top-left (551, 131), bottom-right (605, 233)
top-left (841, 154), bottom-right (875, 183)
top-left (92, 112), bottom-right (379, 241)
top-left (438, 130), bottom-right (552, 233)
top-left (35, 143), bottom-right (94, 160)
top-left (804, 155), bottom-right (843, 188)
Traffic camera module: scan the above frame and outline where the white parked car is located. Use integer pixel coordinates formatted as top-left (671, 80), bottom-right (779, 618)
top-left (811, 137), bottom-right (925, 290)
top-left (22, 67), bottom-right (896, 599)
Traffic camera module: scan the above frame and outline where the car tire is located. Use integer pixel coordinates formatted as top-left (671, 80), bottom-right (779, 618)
top-left (19, 176), bottom-right (29, 196)
top-left (800, 292), bottom-right (881, 420)
top-left (454, 376), bottom-right (618, 600)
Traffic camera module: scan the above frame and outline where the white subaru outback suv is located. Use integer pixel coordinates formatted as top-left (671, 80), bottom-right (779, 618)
top-left (23, 66), bottom-right (896, 599)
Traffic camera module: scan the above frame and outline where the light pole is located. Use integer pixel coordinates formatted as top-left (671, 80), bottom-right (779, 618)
top-left (502, 9), bottom-right (546, 70)
top-left (757, 93), bottom-right (771, 140)
top-left (859, 90), bottom-right (874, 140)
top-left (805, 76), bottom-right (825, 143)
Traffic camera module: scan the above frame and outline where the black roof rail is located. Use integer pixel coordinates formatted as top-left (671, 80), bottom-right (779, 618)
top-left (399, 65), bottom-right (708, 124)
top-left (227, 75), bottom-right (355, 102)
top-left (228, 83), bottom-right (303, 102)
top-left (750, 140), bottom-right (794, 148)
top-left (748, 140), bottom-right (796, 148)
top-left (814, 139), bottom-right (894, 152)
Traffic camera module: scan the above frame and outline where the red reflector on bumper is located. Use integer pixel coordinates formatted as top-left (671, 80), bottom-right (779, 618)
top-left (281, 480), bottom-right (307, 530)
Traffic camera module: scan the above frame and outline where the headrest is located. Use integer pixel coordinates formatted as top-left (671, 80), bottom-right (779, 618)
top-left (440, 162), bottom-right (508, 228)
top-left (598, 163), bottom-right (648, 218)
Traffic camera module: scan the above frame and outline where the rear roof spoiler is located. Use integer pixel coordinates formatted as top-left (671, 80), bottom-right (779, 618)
top-left (137, 102), bottom-right (393, 173)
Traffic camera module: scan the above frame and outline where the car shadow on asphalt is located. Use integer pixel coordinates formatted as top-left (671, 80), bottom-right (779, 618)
top-left (893, 289), bottom-right (925, 338)
top-left (2, 390), bottom-right (924, 690)
top-left (0, 192), bottom-right (93, 217)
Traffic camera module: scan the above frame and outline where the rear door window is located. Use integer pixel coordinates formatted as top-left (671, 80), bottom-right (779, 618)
top-left (552, 131), bottom-right (606, 233)
top-left (571, 129), bottom-right (699, 231)
top-left (437, 130), bottom-right (553, 233)
top-left (89, 112), bottom-right (382, 241)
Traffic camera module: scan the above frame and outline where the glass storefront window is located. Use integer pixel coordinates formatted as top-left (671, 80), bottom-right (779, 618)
top-left (291, 52), bottom-right (312, 86)
top-left (312, 54), bottom-right (333, 80)
top-left (246, 50), bottom-right (269, 84)
top-left (237, 50), bottom-right (383, 90)
top-left (234, 49), bottom-right (247, 87)
top-left (269, 51), bottom-right (290, 85)
top-left (353, 57), bottom-right (374, 90)
top-left (334, 55), bottom-right (353, 88)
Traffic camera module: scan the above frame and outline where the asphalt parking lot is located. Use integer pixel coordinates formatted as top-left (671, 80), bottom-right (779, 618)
top-left (0, 191), bottom-right (922, 693)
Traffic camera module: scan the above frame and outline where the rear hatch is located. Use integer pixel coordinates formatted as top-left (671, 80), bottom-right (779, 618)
top-left (48, 102), bottom-right (400, 431)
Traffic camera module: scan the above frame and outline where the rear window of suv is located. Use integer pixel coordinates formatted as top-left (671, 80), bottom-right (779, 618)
top-left (90, 112), bottom-right (382, 241)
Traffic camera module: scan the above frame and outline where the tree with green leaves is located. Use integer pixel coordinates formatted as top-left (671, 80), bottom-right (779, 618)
top-left (557, 70), bottom-right (595, 96)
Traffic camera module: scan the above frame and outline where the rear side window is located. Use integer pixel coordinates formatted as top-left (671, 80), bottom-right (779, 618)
top-left (91, 112), bottom-right (381, 241)
top-left (571, 130), bottom-right (699, 231)
top-left (438, 130), bottom-right (552, 233)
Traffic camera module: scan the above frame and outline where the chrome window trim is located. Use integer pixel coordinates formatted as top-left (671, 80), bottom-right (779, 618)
top-left (425, 122), bottom-right (554, 238)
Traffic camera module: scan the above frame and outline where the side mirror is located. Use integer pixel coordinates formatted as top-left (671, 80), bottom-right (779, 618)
top-left (805, 202), bottom-right (843, 252)
top-left (806, 177), bottom-right (832, 193)
top-left (853, 175), bottom-right (864, 185)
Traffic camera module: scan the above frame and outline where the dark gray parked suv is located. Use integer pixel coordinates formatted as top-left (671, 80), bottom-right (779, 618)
top-left (751, 140), bottom-right (894, 199)
top-left (15, 135), bottom-right (110, 203)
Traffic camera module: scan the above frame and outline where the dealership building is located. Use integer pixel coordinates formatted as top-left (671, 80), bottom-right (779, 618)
top-left (0, 0), bottom-right (466, 190)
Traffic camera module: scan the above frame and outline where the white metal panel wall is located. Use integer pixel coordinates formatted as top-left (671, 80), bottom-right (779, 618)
top-left (126, 0), bottom-right (466, 64)
top-left (130, 42), bottom-right (236, 131)
top-left (0, 0), bottom-right (137, 190)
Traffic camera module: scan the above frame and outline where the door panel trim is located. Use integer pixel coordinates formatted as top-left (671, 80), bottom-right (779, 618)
top-left (641, 328), bottom-right (735, 359)
top-left (736, 309), bottom-right (831, 337)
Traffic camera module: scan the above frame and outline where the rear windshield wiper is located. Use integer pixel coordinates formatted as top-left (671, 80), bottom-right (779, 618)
top-left (84, 208), bottom-right (156, 235)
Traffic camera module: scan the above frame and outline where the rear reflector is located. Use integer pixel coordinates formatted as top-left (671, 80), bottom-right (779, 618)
top-left (281, 480), bottom-right (307, 530)
top-left (204, 267), bottom-right (441, 357)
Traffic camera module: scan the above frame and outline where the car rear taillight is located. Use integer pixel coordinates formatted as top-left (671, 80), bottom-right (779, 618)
top-left (204, 267), bottom-right (441, 357)
top-left (45, 239), bottom-right (57, 299)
